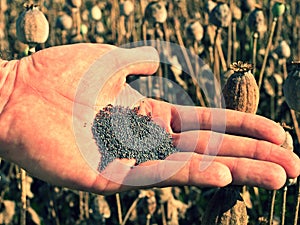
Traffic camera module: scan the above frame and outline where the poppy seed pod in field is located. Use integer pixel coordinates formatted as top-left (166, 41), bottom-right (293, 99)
top-left (90, 5), bottom-right (102, 21)
top-left (56, 13), bottom-right (73, 30)
top-left (283, 62), bottom-right (300, 112)
top-left (202, 186), bottom-right (248, 225)
top-left (273, 40), bottom-right (291, 59)
top-left (0, 0), bottom-right (7, 13)
top-left (67, 0), bottom-right (82, 8)
top-left (186, 20), bottom-right (204, 42)
top-left (120, 0), bottom-right (134, 16)
top-left (248, 8), bottom-right (266, 33)
top-left (241, 0), bottom-right (256, 12)
top-left (80, 23), bottom-right (88, 35)
top-left (222, 61), bottom-right (259, 114)
top-left (231, 4), bottom-right (242, 21)
top-left (95, 21), bottom-right (105, 35)
top-left (281, 130), bottom-right (297, 186)
top-left (272, 1), bottom-right (286, 17)
top-left (16, 4), bottom-right (49, 46)
top-left (209, 2), bottom-right (232, 28)
top-left (205, 0), bottom-right (217, 13)
top-left (144, 1), bottom-right (167, 24)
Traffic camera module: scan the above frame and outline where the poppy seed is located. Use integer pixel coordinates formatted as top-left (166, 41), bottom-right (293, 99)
top-left (92, 105), bottom-right (179, 171)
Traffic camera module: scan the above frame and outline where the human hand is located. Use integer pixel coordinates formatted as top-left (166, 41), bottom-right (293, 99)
top-left (136, 99), bottom-right (300, 190)
top-left (0, 43), bottom-right (159, 194)
top-left (0, 43), bottom-right (299, 195)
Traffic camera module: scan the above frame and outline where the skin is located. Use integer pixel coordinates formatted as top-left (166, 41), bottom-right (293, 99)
top-left (0, 43), bottom-right (299, 195)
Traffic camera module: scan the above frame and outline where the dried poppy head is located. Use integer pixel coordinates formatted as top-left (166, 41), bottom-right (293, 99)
top-left (283, 61), bottom-right (300, 112)
top-left (209, 2), bottom-right (232, 28)
top-left (222, 61), bottom-right (259, 114)
top-left (272, 0), bottom-right (286, 17)
top-left (144, 1), bottom-right (168, 24)
top-left (186, 20), bottom-right (204, 42)
top-left (248, 8), bottom-right (267, 33)
top-left (95, 21), bottom-right (105, 35)
top-left (120, 0), bottom-right (134, 17)
top-left (56, 13), bottom-right (73, 30)
top-left (273, 40), bottom-right (291, 59)
top-left (241, 0), bottom-right (256, 12)
top-left (90, 5), bottom-right (102, 21)
top-left (231, 3), bottom-right (242, 21)
top-left (67, 0), bottom-right (82, 8)
top-left (205, 0), bottom-right (217, 13)
top-left (16, 4), bottom-right (49, 46)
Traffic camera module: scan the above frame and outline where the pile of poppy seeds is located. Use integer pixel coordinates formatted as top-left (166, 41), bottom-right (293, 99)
top-left (92, 104), bottom-right (179, 171)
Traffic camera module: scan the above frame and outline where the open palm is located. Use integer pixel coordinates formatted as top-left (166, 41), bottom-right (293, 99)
top-left (0, 43), bottom-right (299, 195)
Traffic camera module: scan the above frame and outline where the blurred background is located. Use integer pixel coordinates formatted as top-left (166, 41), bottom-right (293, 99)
top-left (0, 0), bottom-right (299, 224)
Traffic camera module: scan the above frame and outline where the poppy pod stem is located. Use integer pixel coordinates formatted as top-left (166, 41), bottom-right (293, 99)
top-left (268, 190), bottom-right (277, 225)
top-left (258, 17), bottom-right (278, 89)
top-left (213, 28), bottom-right (220, 77)
top-left (174, 19), bottom-right (206, 107)
top-left (252, 32), bottom-right (259, 75)
top-left (294, 179), bottom-right (300, 225)
top-left (227, 0), bottom-right (234, 67)
top-left (116, 193), bottom-right (123, 224)
top-left (121, 195), bottom-right (142, 225)
top-left (20, 168), bottom-right (27, 225)
top-left (281, 186), bottom-right (287, 225)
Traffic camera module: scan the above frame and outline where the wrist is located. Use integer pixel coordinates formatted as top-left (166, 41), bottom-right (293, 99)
top-left (0, 59), bottom-right (18, 157)
top-left (0, 59), bottom-right (18, 113)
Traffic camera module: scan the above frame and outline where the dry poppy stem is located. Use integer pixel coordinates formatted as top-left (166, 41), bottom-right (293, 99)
top-left (274, 16), bottom-right (283, 47)
top-left (20, 168), bottom-right (27, 225)
top-left (126, 13), bottom-right (134, 42)
top-left (48, 188), bottom-right (60, 225)
top-left (232, 21), bottom-right (237, 62)
top-left (289, 109), bottom-right (300, 143)
top-left (76, 8), bottom-right (81, 36)
top-left (155, 38), bottom-right (163, 99)
top-left (160, 203), bottom-right (167, 225)
top-left (252, 32), bottom-right (259, 75)
top-left (194, 41), bottom-right (206, 107)
top-left (298, 27), bottom-right (300, 61)
top-left (294, 178), bottom-right (300, 225)
top-left (141, 20), bottom-right (153, 96)
top-left (79, 191), bottom-right (84, 220)
top-left (281, 186), bottom-right (287, 225)
top-left (253, 187), bottom-right (263, 216)
top-left (258, 17), bottom-right (278, 89)
top-left (194, 40), bottom-right (199, 81)
top-left (116, 193), bottom-right (123, 224)
top-left (283, 59), bottom-right (288, 80)
top-left (213, 28), bottom-right (220, 80)
top-left (268, 190), bottom-right (277, 225)
top-left (84, 192), bottom-right (89, 218)
top-left (121, 195), bottom-right (143, 225)
top-left (227, 0), bottom-right (233, 67)
top-left (146, 214), bottom-right (151, 225)
top-left (142, 20), bottom-right (148, 45)
top-left (111, 0), bottom-right (118, 41)
top-left (174, 19), bottom-right (206, 106)
top-left (217, 41), bottom-right (227, 72)
top-left (118, 15), bottom-right (126, 45)
top-left (227, 22), bottom-right (232, 67)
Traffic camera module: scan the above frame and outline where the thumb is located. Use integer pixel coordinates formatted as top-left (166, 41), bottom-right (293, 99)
top-left (98, 46), bottom-right (159, 103)
top-left (74, 46), bottom-right (159, 111)
top-left (118, 46), bottom-right (160, 76)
